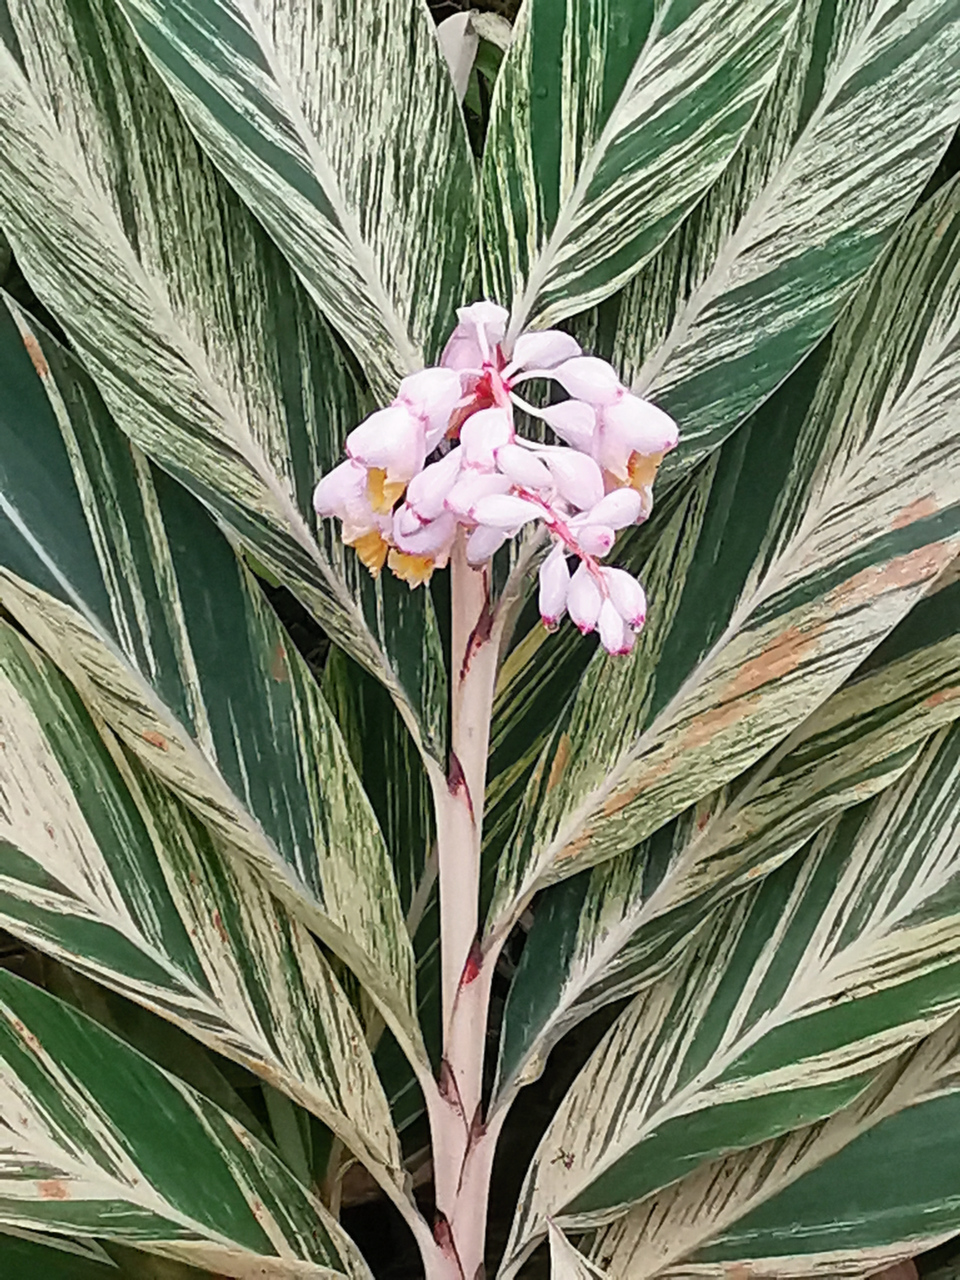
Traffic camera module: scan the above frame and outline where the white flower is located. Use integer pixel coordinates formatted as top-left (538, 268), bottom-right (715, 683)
top-left (595, 394), bottom-right (679, 481)
top-left (540, 400), bottom-right (596, 452)
top-left (495, 443), bottom-right (553, 491)
top-left (346, 403), bottom-right (425, 487)
top-left (460, 407), bottom-right (512, 469)
top-left (508, 330), bottom-right (582, 373)
top-left (470, 493), bottom-right (543, 532)
top-left (543, 448), bottom-right (605, 510)
top-left (398, 367), bottom-right (463, 447)
top-left (405, 447), bottom-right (463, 521)
top-left (441, 301), bottom-right (508, 370)
top-left (602, 566), bottom-right (646, 628)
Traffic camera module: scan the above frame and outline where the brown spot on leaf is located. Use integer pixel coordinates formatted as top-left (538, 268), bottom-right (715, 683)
top-left (827, 542), bottom-right (953, 610)
top-left (212, 910), bottom-right (228, 944)
top-left (892, 496), bottom-right (939, 529)
top-left (11, 1018), bottom-right (40, 1054)
top-left (546, 734), bottom-right (571, 793)
top-left (269, 642), bottom-right (288, 682)
top-left (141, 730), bottom-right (168, 751)
top-left (22, 333), bottom-right (48, 377)
top-left (37, 1180), bottom-right (70, 1200)
top-left (926, 686), bottom-right (960, 709)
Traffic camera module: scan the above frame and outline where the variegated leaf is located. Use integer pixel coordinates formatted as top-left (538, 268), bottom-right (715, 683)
top-left (0, 302), bottom-right (424, 1071)
top-left (549, 1221), bottom-right (605, 1280)
top-left (581, 0), bottom-right (960, 475)
top-left (0, 968), bottom-right (372, 1280)
top-left (0, 621), bottom-right (413, 1210)
top-left (0, 0), bottom-right (447, 760)
top-left (481, 0), bottom-right (798, 340)
top-left (503, 720), bottom-right (960, 1264)
top-left (588, 1014), bottom-right (960, 1279)
top-left (493, 571), bottom-right (960, 1101)
top-left (0, 1228), bottom-right (119, 1278)
top-left (486, 168), bottom-right (960, 943)
top-left (114, 0), bottom-right (476, 386)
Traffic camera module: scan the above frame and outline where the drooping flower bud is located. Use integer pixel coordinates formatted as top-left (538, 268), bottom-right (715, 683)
top-left (544, 448), bottom-right (605, 510)
top-left (460, 407), bottom-right (512, 469)
top-left (598, 598), bottom-right (635, 655)
top-left (406, 447), bottom-right (462, 521)
top-left (552, 356), bottom-right (624, 406)
top-left (541, 400), bottom-right (597, 452)
top-left (445, 470), bottom-right (512, 520)
top-left (509, 330), bottom-right (582, 372)
top-left (596, 394), bottom-right (679, 482)
top-left (538, 545), bottom-right (570, 626)
top-left (576, 525), bottom-right (616, 557)
top-left (441, 301), bottom-right (509, 371)
top-left (398, 367), bottom-right (463, 446)
top-left (583, 488), bottom-right (645, 529)
top-left (471, 493), bottom-right (543, 531)
top-left (567, 562), bottom-right (602, 633)
top-left (346, 403), bottom-right (425, 508)
top-left (495, 444), bottom-right (552, 490)
top-left (466, 524), bottom-right (507, 564)
top-left (603, 566), bottom-right (647, 628)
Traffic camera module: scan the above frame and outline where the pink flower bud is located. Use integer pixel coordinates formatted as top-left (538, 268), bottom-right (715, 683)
top-left (445, 470), bottom-right (512, 519)
top-left (346, 403), bottom-right (425, 481)
top-left (567, 562), bottom-right (602, 633)
top-left (460, 407), bottom-right (512, 469)
top-left (544, 448), bottom-right (605, 510)
top-left (471, 493), bottom-right (544, 530)
top-left (495, 444), bottom-right (552, 490)
top-left (510, 330), bottom-right (581, 372)
top-left (441, 302), bottom-right (508, 370)
top-left (406, 447), bottom-right (462, 520)
top-left (313, 459), bottom-right (366, 519)
top-left (585, 488), bottom-right (644, 529)
top-left (398, 367), bottom-right (463, 446)
top-left (541, 400), bottom-right (596, 452)
top-left (552, 357), bottom-right (624, 406)
top-left (576, 525), bottom-right (615, 557)
top-left (538, 545), bottom-right (570, 626)
top-left (598, 599), bottom-right (635, 655)
top-left (603, 566), bottom-right (647, 628)
top-left (393, 509), bottom-right (457, 559)
top-left (466, 524), bottom-right (507, 564)
top-left (394, 502), bottom-right (423, 537)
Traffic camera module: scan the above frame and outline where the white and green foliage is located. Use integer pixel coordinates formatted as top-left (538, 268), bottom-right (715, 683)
top-left (0, 0), bottom-right (959, 1277)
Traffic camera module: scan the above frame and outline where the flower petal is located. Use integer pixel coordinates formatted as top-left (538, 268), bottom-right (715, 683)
top-left (460, 406), bottom-right (512, 468)
top-left (346, 403), bottom-right (425, 481)
top-left (406, 447), bottom-right (462, 520)
top-left (598, 598), bottom-right (632, 654)
top-left (471, 493), bottom-right (543, 530)
top-left (603, 567), bottom-right (647, 628)
top-left (540, 400), bottom-right (597, 452)
top-left (601, 394), bottom-right (679, 455)
top-left (511, 330), bottom-right (582, 372)
top-left (576, 524), bottom-right (616, 557)
top-left (466, 524), bottom-right (508, 563)
top-left (496, 443), bottom-right (553, 490)
top-left (399, 367), bottom-right (463, 445)
top-left (585, 487), bottom-right (645, 529)
top-left (544, 448), bottom-right (605, 510)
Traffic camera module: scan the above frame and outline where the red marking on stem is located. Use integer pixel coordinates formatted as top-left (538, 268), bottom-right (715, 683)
top-left (460, 590), bottom-right (493, 682)
top-left (447, 752), bottom-right (475, 821)
top-left (460, 937), bottom-right (483, 986)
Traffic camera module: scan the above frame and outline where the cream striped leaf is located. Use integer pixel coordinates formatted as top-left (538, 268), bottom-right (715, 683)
top-left (588, 1015), bottom-right (960, 1279)
top-left (485, 167), bottom-right (960, 944)
top-left (0, 0), bottom-right (447, 761)
top-left (549, 1222), bottom-right (605, 1280)
top-left (503, 720), bottom-right (960, 1265)
top-left (114, 0), bottom-right (476, 386)
top-left (493, 571), bottom-right (960, 1102)
top-left (0, 968), bottom-right (372, 1280)
top-left (0, 621), bottom-right (412, 1211)
top-left (481, 0), bottom-right (798, 342)
top-left (583, 0), bottom-right (960, 475)
top-left (0, 302), bottom-right (424, 1071)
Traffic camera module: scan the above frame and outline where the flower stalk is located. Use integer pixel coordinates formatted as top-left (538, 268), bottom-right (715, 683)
top-left (313, 301), bottom-right (679, 1276)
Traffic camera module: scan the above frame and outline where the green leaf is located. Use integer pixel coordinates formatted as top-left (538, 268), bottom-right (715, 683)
top-left (503, 721), bottom-right (960, 1264)
top-left (481, 0), bottom-right (798, 339)
top-left (113, 0), bottom-right (476, 386)
top-left (0, 302), bottom-right (424, 1072)
top-left (0, 0), bottom-right (447, 760)
top-left (0, 620), bottom-right (409, 1204)
top-left (584, 0), bottom-right (960, 477)
top-left (0, 968), bottom-right (372, 1279)
top-left (494, 572), bottom-right (960, 1100)
top-left (486, 170), bottom-right (960, 943)
top-left (0, 1229), bottom-right (120, 1279)
top-left (588, 1014), bottom-right (960, 1279)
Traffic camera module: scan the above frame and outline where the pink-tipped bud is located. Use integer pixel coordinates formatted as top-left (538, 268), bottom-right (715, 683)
top-left (406, 447), bottom-right (462, 521)
top-left (544, 448), bottom-right (605, 511)
top-left (393, 509), bottom-right (457, 558)
top-left (540, 400), bottom-right (597, 452)
top-left (460, 407), bottom-right (512, 469)
top-left (346, 403), bottom-right (425, 481)
top-left (585, 488), bottom-right (645, 529)
top-left (510, 330), bottom-right (582, 372)
top-left (603, 566), bottom-right (647, 628)
top-left (398, 367), bottom-right (463, 446)
top-left (471, 493), bottom-right (543, 530)
top-left (598, 599), bottom-right (636, 655)
top-left (496, 444), bottom-right (552, 490)
top-left (538, 545), bottom-right (570, 626)
top-left (600, 394), bottom-right (678, 455)
top-left (577, 525), bottom-right (616, 557)
top-left (466, 524), bottom-right (507, 564)
top-left (567, 562), bottom-right (602, 634)
top-left (552, 356), bottom-right (624, 406)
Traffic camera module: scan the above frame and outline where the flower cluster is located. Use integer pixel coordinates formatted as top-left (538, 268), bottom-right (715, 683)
top-left (313, 302), bottom-right (678, 654)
